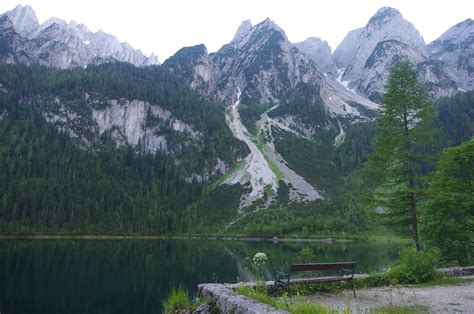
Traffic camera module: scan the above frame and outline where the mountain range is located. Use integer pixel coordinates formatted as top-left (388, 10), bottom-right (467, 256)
top-left (0, 5), bottom-right (472, 233)
top-left (0, 5), bottom-right (159, 68)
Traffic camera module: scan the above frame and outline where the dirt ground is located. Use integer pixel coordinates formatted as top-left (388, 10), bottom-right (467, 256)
top-left (299, 276), bottom-right (474, 313)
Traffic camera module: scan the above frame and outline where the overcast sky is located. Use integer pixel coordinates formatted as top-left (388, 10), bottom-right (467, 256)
top-left (0, 0), bottom-right (472, 62)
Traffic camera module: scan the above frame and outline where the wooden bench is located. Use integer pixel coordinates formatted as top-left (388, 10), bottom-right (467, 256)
top-left (273, 262), bottom-right (357, 297)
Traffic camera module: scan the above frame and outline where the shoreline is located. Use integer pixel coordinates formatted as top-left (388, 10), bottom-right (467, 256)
top-left (0, 234), bottom-right (357, 243)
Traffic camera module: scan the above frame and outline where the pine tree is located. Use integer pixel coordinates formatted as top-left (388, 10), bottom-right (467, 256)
top-left (369, 60), bottom-right (437, 251)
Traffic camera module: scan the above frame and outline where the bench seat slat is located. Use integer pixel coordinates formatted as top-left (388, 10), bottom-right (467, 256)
top-left (291, 262), bottom-right (356, 271)
top-left (288, 275), bottom-right (351, 285)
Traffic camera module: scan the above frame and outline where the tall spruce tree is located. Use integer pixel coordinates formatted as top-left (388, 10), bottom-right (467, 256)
top-left (370, 60), bottom-right (437, 251)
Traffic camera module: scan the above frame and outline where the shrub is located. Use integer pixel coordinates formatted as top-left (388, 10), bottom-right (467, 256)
top-left (163, 286), bottom-right (192, 313)
top-left (355, 272), bottom-right (391, 287)
top-left (387, 247), bottom-right (440, 284)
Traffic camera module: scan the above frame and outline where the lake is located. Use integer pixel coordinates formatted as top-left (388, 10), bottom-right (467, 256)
top-left (0, 238), bottom-right (402, 313)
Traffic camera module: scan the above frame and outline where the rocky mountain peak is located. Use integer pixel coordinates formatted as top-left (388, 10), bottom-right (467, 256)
top-left (293, 37), bottom-right (337, 76)
top-left (367, 7), bottom-right (402, 27)
top-left (2, 4), bottom-right (39, 37)
top-left (257, 17), bottom-right (284, 34)
top-left (334, 6), bottom-right (427, 100)
top-left (426, 18), bottom-right (474, 92)
top-left (163, 44), bottom-right (221, 97)
top-left (232, 20), bottom-right (252, 43)
top-left (430, 18), bottom-right (473, 48)
top-left (0, 5), bottom-right (160, 68)
top-left (229, 17), bottom-right (286, 51)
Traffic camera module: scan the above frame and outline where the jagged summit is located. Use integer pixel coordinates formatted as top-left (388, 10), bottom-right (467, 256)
top-left (427, 18), bottom-right (474, 91)
top-left (334, 6), bottom-right (427, 100)
top-left (430, 18), bottom-right (473, 46)
top-left (293, 37), bottom-right (337, 77)
top-left (0, 4), bottom-right (160, 68)
top-left (257, 17), bottom-right (284, 33)
top-left (3, 4), bottom-right (39, 37)
top-left (232, 20), bottom-right (252, 43)
top-left (367, 7), bottom-right (402, 27)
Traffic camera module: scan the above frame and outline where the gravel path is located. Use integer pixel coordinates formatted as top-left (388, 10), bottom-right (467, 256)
top-left (299, 277), bottom-right (474, 313)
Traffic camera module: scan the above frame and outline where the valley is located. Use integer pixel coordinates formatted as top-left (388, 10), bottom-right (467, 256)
top-left (0, 4), bottom-right (472, 236)
top-left (0, 3), bottom-right (472, 314)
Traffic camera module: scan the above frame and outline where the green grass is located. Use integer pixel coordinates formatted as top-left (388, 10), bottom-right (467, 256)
top-left (238, 102), bottom-right (275, 136)
top-left (234, 286), bottom-right (339, 313)
top-left (163, 287), bottom-right (192, 313)
top-left (287, 301), bottom-right (341, 314)
top-left (235, 286), bottom-right (279, 307)
top-left (255, 137), bottom-right (285, 181)
top-left (208, 159), bottom-right (245, 191)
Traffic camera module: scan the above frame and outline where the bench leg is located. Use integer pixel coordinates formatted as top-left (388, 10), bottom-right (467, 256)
top-left (350, 279), bottom-right (356, 298)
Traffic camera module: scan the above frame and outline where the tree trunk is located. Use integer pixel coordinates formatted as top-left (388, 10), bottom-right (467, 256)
top-left (405, 109), bottom-right (421, 252)
top-left (409, 177), bottom-right (421, 252)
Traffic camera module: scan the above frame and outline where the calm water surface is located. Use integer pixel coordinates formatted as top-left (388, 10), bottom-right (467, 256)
top-left (0, 239), bottom-right (401, 313)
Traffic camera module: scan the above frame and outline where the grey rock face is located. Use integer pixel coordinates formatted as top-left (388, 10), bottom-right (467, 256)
top-left (293, 37), bottom-right (338, 77)
top-left (163, 44), bottom-right (221, 97)
top-left (428, 19), bottom-right (474, 92)
top-left (30, 22), bottom-right (95, 69)
top-left (2, 4), bottom-right (39, 37)
top-left (0, 15), bottom-right (31, 64)
top-left (0, 5), bottom-right (160, 68)
top-left (210, 18), bottom-right (328, 106)
top-left (40, 94), bottom-right (197, 154)
top-left (164, 18), bottom-right (376, 123)
top-left (334, 7), bottom-right (427, 100)
top-left (232, 20), bottom-right (253, 44)
top-left (334, 7), bottom-right (473, 100)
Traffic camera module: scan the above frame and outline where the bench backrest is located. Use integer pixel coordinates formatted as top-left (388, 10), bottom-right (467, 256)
top-left (290, 262), bottom-right (356, 272)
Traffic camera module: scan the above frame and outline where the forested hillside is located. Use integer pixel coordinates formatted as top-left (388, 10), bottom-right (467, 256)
top-left (0, 62), bottom-right (472, 235)
top-left (0, 63), bottom-right (247, 234)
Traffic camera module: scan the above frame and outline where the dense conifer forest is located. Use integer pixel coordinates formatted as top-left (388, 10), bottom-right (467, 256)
top-left (0, 63), bottom-right (472, 236)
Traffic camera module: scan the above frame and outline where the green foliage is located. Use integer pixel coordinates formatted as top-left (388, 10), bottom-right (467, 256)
top-left (227, 201), bottom-right (366, 236)
top-left (234, 285), bottom-right (337, 313)
top-left (386, 247), bottom-right (440, 284)
top-left (333, 122), bottom-right (375, 174)
top-left (0, 105), bottom-right (207, 234)
top-left (271, 82), bottom-right (338, 144)
top-left (272, 129), bottom-right (339, 193)
top-left (368, 60), bottom-right (438, 250)
top-left (286, 301), bottom-right (338, 314)
top-left (422, 139), bottom-right (474, 265)
top-left (163, 287), bottom-right (192, 313)
top-left (0, 63), bottom-right (248, 167)
top-left (435, 91), bottom-right (474, 146)
top-left (188, 184), bottom-right (244, 233)
top-left (235, 285), bottom-right (279, 307)
top-left (355, 272), bottom-right (392, 287)
top-left (238, 102), bottom-right (274, 135)
top-left (0, 63), bottom-right (251, 234)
